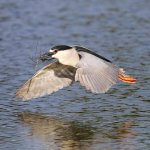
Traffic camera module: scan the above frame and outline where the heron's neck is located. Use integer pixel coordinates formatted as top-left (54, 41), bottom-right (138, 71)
top-left (58, 49), bottom-right (80, 67)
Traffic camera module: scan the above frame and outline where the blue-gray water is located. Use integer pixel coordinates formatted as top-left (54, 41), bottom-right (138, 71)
top-left (0, 0), bottom-right (150, 150)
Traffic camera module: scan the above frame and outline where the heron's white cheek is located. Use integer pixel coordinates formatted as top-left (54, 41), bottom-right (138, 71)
top-left (52, 52), bottom-right (62, 59)
top-left (52, 50), bottom-right (80, 67)
top-left (52, 54), bottom-right (57, 58)
top-left (52, 52), bottom-right (63, 60)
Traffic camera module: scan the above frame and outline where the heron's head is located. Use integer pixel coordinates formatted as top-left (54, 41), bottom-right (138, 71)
top-left (39, 45), bottom-right (73, 62)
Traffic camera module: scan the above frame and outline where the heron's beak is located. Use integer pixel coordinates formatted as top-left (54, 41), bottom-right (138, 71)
top-left (39, 52), bottom-right (54, 62)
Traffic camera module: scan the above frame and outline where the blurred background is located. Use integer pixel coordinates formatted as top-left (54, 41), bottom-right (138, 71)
top-left (0, 0), bottom-right (150, 150)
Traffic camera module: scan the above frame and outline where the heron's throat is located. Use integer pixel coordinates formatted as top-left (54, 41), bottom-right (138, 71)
top-left (54, 48), bottom-right (80, 67)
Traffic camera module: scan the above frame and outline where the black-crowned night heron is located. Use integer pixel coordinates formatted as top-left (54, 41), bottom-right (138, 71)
top-left (16, 45), bottom-right (136, 100)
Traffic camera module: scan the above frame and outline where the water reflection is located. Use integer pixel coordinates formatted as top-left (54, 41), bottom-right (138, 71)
top-left (19, 112), bottom-right (136, 150)
top-left (19, 112), bottom-right (95, 150)
top-left (107, 121), bottom-right (137, 150)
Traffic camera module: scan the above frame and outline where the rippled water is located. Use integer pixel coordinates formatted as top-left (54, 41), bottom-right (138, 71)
top-left (0, 0), bottom-right (150, 150)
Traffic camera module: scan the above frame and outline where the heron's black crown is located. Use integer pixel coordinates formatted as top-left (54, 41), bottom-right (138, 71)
top-left (51, 45), bottom-right (72, 51)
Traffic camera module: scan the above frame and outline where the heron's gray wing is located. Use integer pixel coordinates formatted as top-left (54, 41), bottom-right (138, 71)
top-left (75, 51), bottom-right (120, 93)
top-left (16, 62), bottom-right (76, 100)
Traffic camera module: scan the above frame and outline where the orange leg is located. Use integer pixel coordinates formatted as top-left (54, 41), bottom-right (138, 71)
top-left (119, 73), bottom-right (136, 84)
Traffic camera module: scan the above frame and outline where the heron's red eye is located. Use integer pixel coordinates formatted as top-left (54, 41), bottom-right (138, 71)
top-left (54, 49), bottom-right (58, 53)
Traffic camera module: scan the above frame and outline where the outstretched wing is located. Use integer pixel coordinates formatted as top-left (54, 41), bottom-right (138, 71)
top-left (75, 51), bottom-right (120, 93)
top-left (16, 62), bottom-right (76, 100)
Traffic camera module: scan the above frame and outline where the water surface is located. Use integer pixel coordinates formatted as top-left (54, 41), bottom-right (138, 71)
top-left (0, 0), bottom-right (150, 150)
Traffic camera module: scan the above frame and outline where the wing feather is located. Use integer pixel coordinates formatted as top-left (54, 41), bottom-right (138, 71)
top-left (75, 52), bottom-right (120, 93)
top-left (16, 62), bottom-right (76, 100)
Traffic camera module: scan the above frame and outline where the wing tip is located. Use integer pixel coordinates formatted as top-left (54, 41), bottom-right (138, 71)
top-left (16, 91), bottom-right (26, 100)
top-left (16, 89), bottom-right (22, 99)
top-left (16, 88), bottom-right (31, 101)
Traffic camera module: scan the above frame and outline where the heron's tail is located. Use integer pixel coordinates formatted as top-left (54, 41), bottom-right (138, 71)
top-left (118, 69), bottom-right (136, 84)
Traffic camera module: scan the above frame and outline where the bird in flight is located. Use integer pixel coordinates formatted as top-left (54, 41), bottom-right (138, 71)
top-left (16, 45), bottom-right (136, 100)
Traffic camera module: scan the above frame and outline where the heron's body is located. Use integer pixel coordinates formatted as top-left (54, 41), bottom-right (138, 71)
top-left (16, 45), bottom-right (136, 100)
